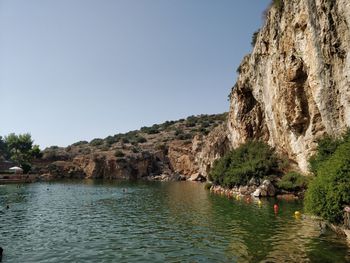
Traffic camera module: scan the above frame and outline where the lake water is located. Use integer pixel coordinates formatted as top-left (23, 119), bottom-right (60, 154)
top-left (0, 181), bottom-right (349, 262)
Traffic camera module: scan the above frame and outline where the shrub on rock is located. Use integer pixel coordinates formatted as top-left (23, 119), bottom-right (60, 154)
top-left (209, 141), bottom-right (279, 188)
top-left (277, 172), bottom-right (310, 192)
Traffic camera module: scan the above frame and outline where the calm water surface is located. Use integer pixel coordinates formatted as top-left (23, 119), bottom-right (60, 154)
top-left (0, 181), bottom-right (349, 263)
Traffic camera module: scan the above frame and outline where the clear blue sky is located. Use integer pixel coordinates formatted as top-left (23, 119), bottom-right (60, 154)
top-left (0, 0), bottom-right (270, 148)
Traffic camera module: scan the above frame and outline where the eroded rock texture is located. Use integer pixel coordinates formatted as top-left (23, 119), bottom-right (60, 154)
top-left (228, 0), bottom-right (350, 172)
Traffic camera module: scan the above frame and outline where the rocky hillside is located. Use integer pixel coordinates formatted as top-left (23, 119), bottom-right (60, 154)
top-left (35, 113), bottom-right (228, 180)
top-left (228, 0), bottom-right (350, 172)
top-left (36, 0), bottom-right (350, 180)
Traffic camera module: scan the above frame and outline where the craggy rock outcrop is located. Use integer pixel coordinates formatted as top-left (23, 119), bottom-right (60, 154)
top-left (168, 140), bottom-right (199, 177)
top-left (39, 1), bottom-right (350, 180)
top-left (38, 114), bottom-right (229, 180)
top-left (228, 0), bottom-right (350, 172)
top-left (167, 124), bottom-right (230, 179)
top-left (196, 124), bottom-right (230, 177)
top-left (45, 152), bottom-right (162, 180)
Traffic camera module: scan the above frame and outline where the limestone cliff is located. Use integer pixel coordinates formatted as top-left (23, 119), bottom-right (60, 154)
top-left (37, 114), bottom-right (228, 180)
top-left (37, 1), bottom-right (350, 180)
top-left (167, 124), bottom-right (230, 178)
top-left (228, 0), bottom-right (350, 172)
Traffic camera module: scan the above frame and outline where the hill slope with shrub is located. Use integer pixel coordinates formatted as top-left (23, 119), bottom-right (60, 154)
top-left (36, 113), bottom-right (228, 180)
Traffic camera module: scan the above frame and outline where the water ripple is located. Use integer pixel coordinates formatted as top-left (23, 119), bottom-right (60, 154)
top-left (0, 181), bottom-right (349, 262)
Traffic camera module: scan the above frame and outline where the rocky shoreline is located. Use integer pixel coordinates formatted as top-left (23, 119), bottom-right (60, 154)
top-left (209, 182), bottom-right (350, 244)
top-left (209, 179), bottom-right (300, 200)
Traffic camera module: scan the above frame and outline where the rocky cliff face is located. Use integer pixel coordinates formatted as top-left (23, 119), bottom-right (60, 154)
top-left (228, 0), bottom-right (350, 172)
top-left (168, 124), bottom-right (230, 178)
top-left (45, 152), bottom-right (162, 180)
top-left (38, 114), bottom-right (228, 180)
top-left (38, 1), bottom-right (350, 180)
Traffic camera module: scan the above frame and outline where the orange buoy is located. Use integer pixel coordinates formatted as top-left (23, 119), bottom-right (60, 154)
top-left (274, 204), bottom-right (279, 214)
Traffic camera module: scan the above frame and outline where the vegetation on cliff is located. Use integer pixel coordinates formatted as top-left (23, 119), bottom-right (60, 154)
top-left (305, 130), bottom-right (350, 224)
top-left (42, 113), bottom-right (227, 162)
top-left (37, 113), bottom-right (228, 179)
top-left (208, 141), bottom-right (279, 187)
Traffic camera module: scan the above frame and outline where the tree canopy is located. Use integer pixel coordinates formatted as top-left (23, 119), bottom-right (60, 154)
top-left (1, 133), bottom-right (42, 173)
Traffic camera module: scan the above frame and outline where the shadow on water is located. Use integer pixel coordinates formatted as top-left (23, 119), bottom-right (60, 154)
top-left (0, 180), bottom-right (349, 262)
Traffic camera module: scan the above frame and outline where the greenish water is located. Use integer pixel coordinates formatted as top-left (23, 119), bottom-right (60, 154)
top-left (0, 181), bottom-right (349, 263)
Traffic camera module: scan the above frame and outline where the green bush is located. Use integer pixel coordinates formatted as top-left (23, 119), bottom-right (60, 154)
top-left (121, 138), bottom-right (130, 144)
top-left (114, 150), bottom-right (125, 157)
top-left (137, 137), bottom-right (147, 143)
top-left (21, 163), bottom-right (32, 174)
top-left (309, 134), bottom-right (343, 174)
top-left (202, 129), bottom-right (210, 136)
top-left (209, 141), bottom-right (279, 187)
top-left (277, 172), bottom-right (311, 192)
top-left (185, 121), bottom-right (196, 128)
top-left (273, 0), bottom-right (282, 8)
top-left (71, 140), bottom-right (88, 147)
top-left (305, 131), bottom-right (350, 224)
top-left (251, 30), bottom-right (259, 47)
top-left (177, 133), bottom-right (193, 140)
top-left (105, 136), bottom-right (117, 146)
top-left (174, 129), bottom-right (184, 137)
top-left (141, 126), bottom-right (159, 134)
top-left (90, 138), bottom-right (103, 146)
top-left (200, 121), bottom-right (210, 128)
top-left (131, 147), bottom-right (140, 153)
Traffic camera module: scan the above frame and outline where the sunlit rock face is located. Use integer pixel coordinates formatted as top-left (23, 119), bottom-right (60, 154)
top-left (227, 0), bottom-right (350, 172)
top-left (38, 1), bottom-right (350, 179)
top-left (168, 124), bottom-right (230, 178)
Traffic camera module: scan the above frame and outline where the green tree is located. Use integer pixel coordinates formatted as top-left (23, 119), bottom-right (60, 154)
top-left (30, 145), bottom-right (43, 158)
top-left (209, 141), bottom-right (279, 187)
top-left (308, 135), bottom-right (342, 174)
top-left (0, 136), bottom-right (9, 159)
top-left (4, 133), bottom-right (41, 173)
top-left (305, 130), bottom-right (350, 224)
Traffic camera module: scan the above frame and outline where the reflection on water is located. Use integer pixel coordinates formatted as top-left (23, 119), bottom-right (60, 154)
top-left (0, 181), bottom-right (349, 262)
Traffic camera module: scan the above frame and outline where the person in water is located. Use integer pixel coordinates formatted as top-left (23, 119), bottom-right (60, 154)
top-left (0, 246), bottom-right (3, 262)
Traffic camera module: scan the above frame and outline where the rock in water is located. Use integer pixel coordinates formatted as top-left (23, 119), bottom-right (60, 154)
top-left (252, 188), bottom-right (261, 197)
top-left (252, 180), bottom-right (276, 197)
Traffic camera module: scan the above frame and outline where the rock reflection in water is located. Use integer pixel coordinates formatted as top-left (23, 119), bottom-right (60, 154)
top-left (0, 181), bottom-right (349, 263)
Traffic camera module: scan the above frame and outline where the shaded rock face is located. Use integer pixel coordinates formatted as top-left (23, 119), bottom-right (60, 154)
top-left (196, 124), bottom-right (230, 177)
top-left (168, 140), bottom-right (198, 177)
top-left (228, 0), bottom-right (350, 172)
